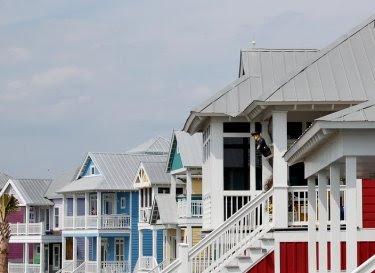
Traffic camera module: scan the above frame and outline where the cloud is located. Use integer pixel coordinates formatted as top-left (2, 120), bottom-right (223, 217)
top-left (0, 46), bottom-right (31, 64)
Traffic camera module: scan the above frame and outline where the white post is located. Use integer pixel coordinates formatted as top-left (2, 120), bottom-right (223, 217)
top-left (139, 230), bottom-right (143, 257)
top-left (40, 243), bottom-right (44, 273)
top-left (330, 164), bottom-right (341, 273)
top-left (171, 175), bottom-right (177, 201)
top-left (178, 244), bottom-right (190, 273)
top-left (187, 226), bottom-right (193, 249)
top-left (176, 227), bottom-right (181, 258)
top-left (308, 177), bottom-right (317, 273)
top-left (24, 243), bottom-right (29, 265)
top-left (73, 194), bottom-right (77, 229)
top-left (186, 170), bottom-right (192, 218)
top-left (25, 205), bottom-right (30, 235)
top-left (85, 192), bottom-right (89, 229)
top-left (73, 237), bottom-right (77, 268)
top-left (97, 192), bottom-right (101, 229)
top-left (97, 237), bottom-right (101, 273)
top-left (152, 229), bottom-right (157, 259)
top-left (62, 237), bottom-right (66, 267)
top-left (318, 171), bottom-right (328, 273)
top-left (272, 111), bottom-right (288, 228)
top-left (165, 229), bottom-right (170, 264)
top-left (85, 237), bottom-right (89, 262)
top-left (62, 195), bottom-right (66, 229)
top-left (274, 240), bottom-right (280, 273)
top-left (250, 122), bottom-right (256, 197)
top-left (346, 156), bottom-right (357, 271)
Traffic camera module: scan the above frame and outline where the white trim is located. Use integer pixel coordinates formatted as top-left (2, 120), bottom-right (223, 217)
top-left (52, 244), bottom-right (61, 270)
top-left (0, 180), bottom-right (27, 205)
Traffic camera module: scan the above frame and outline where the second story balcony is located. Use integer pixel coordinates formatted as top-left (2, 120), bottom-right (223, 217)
top-left (63, 214), bottom-right (131, 230)
top-left (10, 222), bottom-right (45, 236)
top-left (177, 199), bottom-right (203, 218)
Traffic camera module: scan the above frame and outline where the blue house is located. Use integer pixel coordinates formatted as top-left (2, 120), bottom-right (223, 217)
top-left (57, 137), bottom-right (170, 273)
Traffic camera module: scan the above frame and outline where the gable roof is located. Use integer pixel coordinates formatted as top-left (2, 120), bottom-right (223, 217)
top-left (150, 194), bottom-right (178, 225)
top-left (126, 136), bottom-right (170, 155)
top-left (0, 172), bottom-right (12, 189)
top-left (59, 153), bottom-right (168, 193)
top-left (166, 130), bottom-right (202, 172)
top-left (45, 167), bottom-right (80, 199)
top-left (140, 161), bottom-right (170, 184)
top-left (2, 178), bottom-right (53, 206)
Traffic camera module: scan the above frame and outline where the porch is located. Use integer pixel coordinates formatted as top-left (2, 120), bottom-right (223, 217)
top-left (63, 214), bottom-right (130, 229)
top-left (10, 222), bottom-right (45, 236)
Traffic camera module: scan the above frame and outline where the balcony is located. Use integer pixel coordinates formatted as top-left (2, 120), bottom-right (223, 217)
top-left (139, 207), bottom-right (152, 223)
top-left (8, 263), bottom-right (40, 273)
top-left (10, 223), bottom-right (45, 236)
top-left (63, 214), bottom-right (130, 230)
top-left (177, 200), bottom-right (203, 218)
top-left (61, 261), bottom-right (130, 273)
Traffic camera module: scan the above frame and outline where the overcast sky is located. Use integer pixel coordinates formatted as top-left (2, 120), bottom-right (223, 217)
top-left (1, 1), bottom-right (374, 178)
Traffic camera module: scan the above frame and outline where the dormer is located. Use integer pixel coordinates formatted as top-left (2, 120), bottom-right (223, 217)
top-left (134, 163), bottom-right (151, 188)
top-left (80, 156), bottom-right (100, 177)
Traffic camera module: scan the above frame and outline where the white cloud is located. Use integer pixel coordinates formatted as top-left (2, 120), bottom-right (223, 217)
top-left (0, 46), bottom-right (31, 64)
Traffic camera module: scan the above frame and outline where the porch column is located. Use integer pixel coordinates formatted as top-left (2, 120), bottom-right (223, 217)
top-left (85, 237), bottom-right (89, 262)
top-left (250, 122), bottom-right (256, 197)
top-left (62, 237), bottom-right (66, 266)
top-left (24, 243), bottom-right (29, 265)
top-left (187, 226), bottom-right (193, 249)
top-left (152, 229), bottom-right (157, 259)
top-left (73, 193), bottom-right (77, 229)
top-left (272, 111), bottom-right (288, 228)
top-left (165, 230), bottom-right (170, 264)
top-left (346, 156), bottom-right (357, 271)
top-left (318, 171), bottom-right (328, 273)
top-left (25, 205), bottom-right (30, 235)
top-left (40, 243), bottom-right (44, 273)
top-left (308, 177), bottom-right (317, 273)
top-left (186, 170), bottom-right (192, 218)
top-left (171, 175), bottom-right (177, 201)
top-left (139, 230), bottom-right (143, 257)
top-left (176, 227), bottom-right (181, 257)
top-left (73, 237), bottom-right (77, 268)
top-left (85, 192), bottom-right (89, 229)
top-left (62, 195), bottom-right (66, 229)
top-left (96, 236), bottom-right (101, 272)
top-left (261, 121), bottom-right (273, 188)
top-left (97, 192), bottom-right (102, 229)
top-left (330, 164), bottom-right (341, 273)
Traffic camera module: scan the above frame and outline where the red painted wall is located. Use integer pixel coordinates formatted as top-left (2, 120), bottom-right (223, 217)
top-left (8, 207), bottom-right (24, 224)
top-left (362, 179), bottom-right (375, 228)
top-left (279, 242), bottom-right (375, 273)
top-left (247, 252), bottom-right (274, 273)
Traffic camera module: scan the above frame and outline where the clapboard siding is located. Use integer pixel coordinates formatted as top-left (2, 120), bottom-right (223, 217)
top-left (131, 191), bottom-right (139, 272)
top-left (363, 179), bottom-right (375, 228)
top-left (157, 230), bottom-right (163, 263)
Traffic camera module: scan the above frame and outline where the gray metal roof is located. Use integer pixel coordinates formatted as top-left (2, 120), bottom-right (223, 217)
top-left (0, 172), bottom-right (12, 189)
top-left (153, 194), bottom-right (178, 225)
top-left (126, 136), bottom-right (170, 155)
top-left (260, 14), bottom-right (375, 104)
top-left (140, 161), bottom-right (170, 184)
top-left (59, 153), bottom-right (168, 193)
top-left (317, 101), bottom-right (375, 122)
top-left (11, 179), bottom-right (53, 206)
top-left (193, 49), bottom-right (319, 116)
top-left (45, 167), bottom-right (80, 199)
top-left (167, 130), bottom-right (202, 172)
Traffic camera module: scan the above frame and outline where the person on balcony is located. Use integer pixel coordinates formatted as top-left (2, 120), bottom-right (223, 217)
top-left (251, 132), bottom-right (272, 158)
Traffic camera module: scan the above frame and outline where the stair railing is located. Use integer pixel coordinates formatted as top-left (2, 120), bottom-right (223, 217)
top-left (188, 188), bottom-right (274, 273)
top-left (351, 254), bottom-right (375, 273)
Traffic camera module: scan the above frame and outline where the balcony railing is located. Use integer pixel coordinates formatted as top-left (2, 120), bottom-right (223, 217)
top-left (10, 222), bottom-right (45, 236)
top-left (63, 214), bottom-right (130, 229)
top-left (8, 263), bottom-right (40, 273)
top-left (177, 200), bottom-right (203, 218)
top-left (138, 256), bottom-right (157, 270)
top-left (288, 185), bottom-right (346, 226)
top-left (139, 207), bottom-right (152, 223)
top-left (223, 192), bottom-right (252, 220)
top-left (101, 261), bottom-right (130, 273)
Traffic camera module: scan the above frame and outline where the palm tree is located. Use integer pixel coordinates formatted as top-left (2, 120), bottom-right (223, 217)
top-left (0, 194), bottom-right (19, 273)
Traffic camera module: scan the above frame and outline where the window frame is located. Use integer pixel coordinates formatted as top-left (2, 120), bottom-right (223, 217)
top-left (120, 197), bottom-right (126, 209)
top-left (54, 207), bottom-right (59, 228)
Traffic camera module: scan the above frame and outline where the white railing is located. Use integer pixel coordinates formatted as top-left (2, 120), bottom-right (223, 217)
top-left (64, 215), bottom-right (130, 229)
top-left (223, 192), bottom-right (252, 220)
top-left (149, 259), bottom-right (169, 273)
top-left (10, 222), bottom-right (45, 235)
top-left (288, 186), bottom-right (346, 226)
top-left (160, 260), bottom-right (181, 273)
top-left (60, 260), bottom-right (84, 273)
top-left (177, 200), bottom-right (203, 218)
top-left (85, 261), bottom-right (98, 273)
top-left (351, 254), bottom-right (375, 273)
top-left (71, 262), bottom-right (85, 273)
top-left (8, 263), bottom-right (40, 273)
top-left (102, 261), bottom-right (130, 273)
top-left (139, 256), bottom-right (157, 270)
top-left (182, 189), bottom-right (274, 273)
top-left (140, 207), bottom-right (152, 223)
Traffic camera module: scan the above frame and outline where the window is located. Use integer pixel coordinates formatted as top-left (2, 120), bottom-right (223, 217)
top-left (90, 166), bottom-right (95, 175)
top-left (287, 122), bottom-right (303, 139)
top-left (223, 137), bottom-right (250, 190)
top-left (158, 187), bottom-right (170, 194)
top-left (176, 188), bottom-right (183, 195)
top-left (90, 194), bottom-right (97, 215)
top-left (223, 122), bottom-right (250, 133)
top-left (120, 197), bottom-right (126, 209)
top-left (115, 238), bottom-right (124, 261)
top-left (52, 244), bottom-right (60, 269)
top-left (54, 208), bottom-right (59, 228)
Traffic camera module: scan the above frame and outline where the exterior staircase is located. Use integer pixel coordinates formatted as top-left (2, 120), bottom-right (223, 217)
top-left (161, 189), bottom-right (274, 273)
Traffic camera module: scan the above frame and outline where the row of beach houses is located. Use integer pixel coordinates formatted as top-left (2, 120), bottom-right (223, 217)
top-left (3, 14), bottom-right (375, 273)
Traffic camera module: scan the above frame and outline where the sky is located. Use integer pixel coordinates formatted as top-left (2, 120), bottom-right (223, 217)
top-left (0, 0), bottom-right (374, 178)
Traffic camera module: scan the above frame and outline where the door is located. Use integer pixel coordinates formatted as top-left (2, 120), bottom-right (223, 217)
top-left (101, 238), bottom-right (108, 262)
top-left (103, 194), bottom-right (114, 215)
top-left (44, 244), bottom-right (49, 273)
top-left (52, 244), bottom-right (61, 271)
